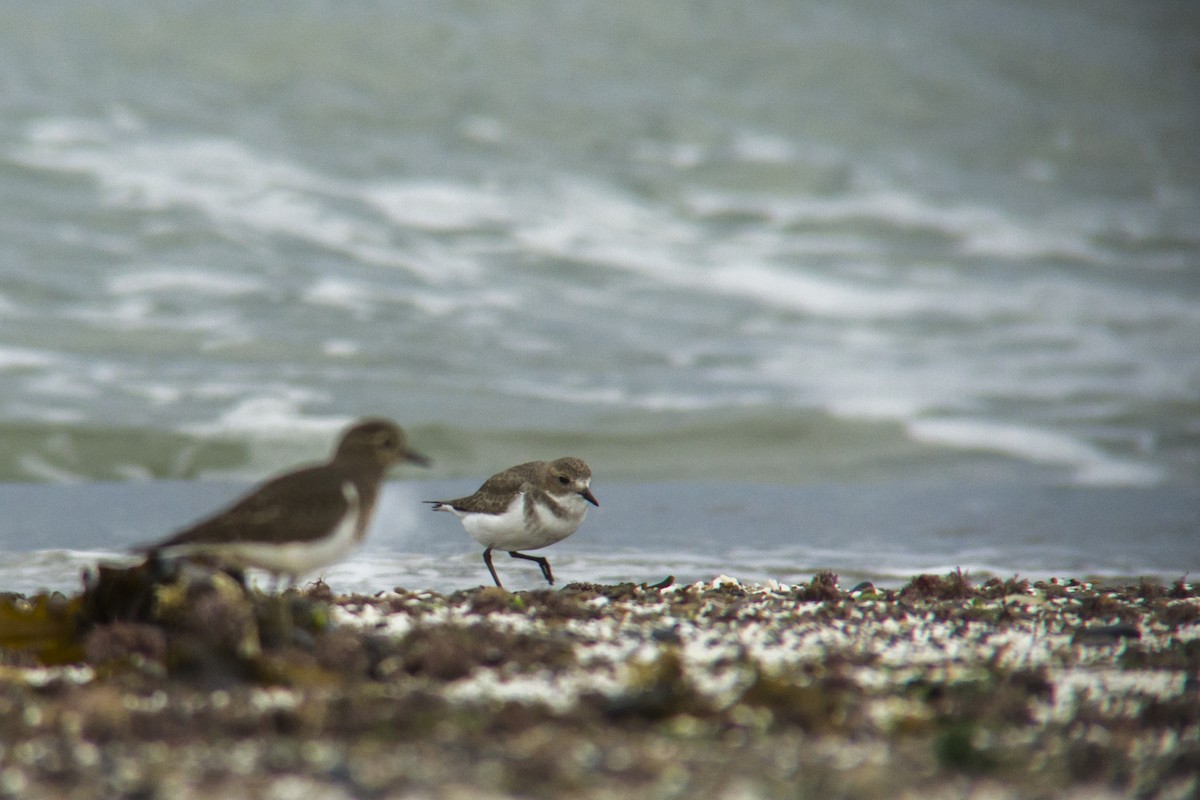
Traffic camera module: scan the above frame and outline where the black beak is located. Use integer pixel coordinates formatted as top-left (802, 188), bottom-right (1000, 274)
top-left (581, 487), bottom-right (599, 506)
top-left (405, 449), bottom-right (432, 467)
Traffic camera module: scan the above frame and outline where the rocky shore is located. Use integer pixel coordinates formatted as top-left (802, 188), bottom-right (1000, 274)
top-left (1, 563), bottom-right (1197, 799)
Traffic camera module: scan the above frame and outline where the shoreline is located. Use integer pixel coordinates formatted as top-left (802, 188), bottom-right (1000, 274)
top-left (1, 567), bottom-right (1197, 799)
top-left (2, 480), bottom-right (1198, 598)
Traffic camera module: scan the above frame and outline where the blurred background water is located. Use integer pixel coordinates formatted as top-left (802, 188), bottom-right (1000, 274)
top-left (1, 2), bottom-right (1197, 592)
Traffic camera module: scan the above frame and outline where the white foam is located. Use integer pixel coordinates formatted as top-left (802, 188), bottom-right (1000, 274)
top-left (908, 418), bottom-right (1163, 486)
top-left (25, 371), bottom-right (103, 400)
top-left (497, 380), bottom-right (630, 408)
top-left (961, 220), bottom-right (1099, 261)
top-left (407, 286), bottom-right (521, 317)
top-left (184, 393), bottom-right (343, 439)
top-left (496, 378), bottom-right (740, 412)
top-left (9, 117), bottom-right (1195, 490)
top-left (73, 296), bottom-right (154, 326)
top-left (67, 296), bottom-right (242, 335)
top-left (365, 181), bottom-right (510, 232)
top-left (302, 277), bottom-right (379, 316)
top-left (730, 131), bottom-right (797, 164)
top-left (0, 346), bottom-right (59, 371)
top-left (321, 339), bottom-right (361, 357)
top-left (707, 262), bottom-right (933, 319)
top-left (0, 551), bottom-right (114, 594)
top-left (684, 185), bottom-right (1101, 262)
top-left (512, 179), bottom-right (1024, 322)
top-left (684, 185), bottom-right (971, 229)
top-left (513, 180), bottom-right (700, 283)
top-left (107, 268), bottom-right (265, 297)
top-left (15, 116), bottom-right (474, 283)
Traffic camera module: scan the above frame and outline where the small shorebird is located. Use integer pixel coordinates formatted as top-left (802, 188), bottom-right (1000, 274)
top-left (145, 418), bottom-right (429, 587)
top-left (426, 457), bottom-right (598, 588)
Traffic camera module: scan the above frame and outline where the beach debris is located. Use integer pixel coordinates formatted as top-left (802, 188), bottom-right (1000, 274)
top-left (0, 571), bottom-right (1196, 798)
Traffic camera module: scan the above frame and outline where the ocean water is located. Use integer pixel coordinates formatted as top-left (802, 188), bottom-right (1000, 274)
top-left (1, 480), bottom-right (1196, 596)
top-left (1, 2), bottom-right (1197, 593)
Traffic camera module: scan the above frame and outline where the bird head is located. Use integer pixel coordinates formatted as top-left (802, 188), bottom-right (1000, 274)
top-left (336, 418), bottom-right (431, 468)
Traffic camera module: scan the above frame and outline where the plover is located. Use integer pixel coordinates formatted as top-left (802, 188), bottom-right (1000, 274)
top-left (426, 457), bottom-right (598, 588)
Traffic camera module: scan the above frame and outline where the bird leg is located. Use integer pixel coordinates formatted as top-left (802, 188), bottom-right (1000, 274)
top-left (482, 546), bottom-right (504, 589)
top-left (258, 573), bottom-right (299, 647)
top-left (509, 551), bottom-right (554, 586)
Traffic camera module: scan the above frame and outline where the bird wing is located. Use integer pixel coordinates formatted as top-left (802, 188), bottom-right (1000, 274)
top-left (431, 463), bottom-right (542, 515)
top-left (155, 465), bottom-right (356, 548)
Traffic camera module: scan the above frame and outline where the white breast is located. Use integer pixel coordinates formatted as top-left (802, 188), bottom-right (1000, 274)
top-left (457, 491), bottom-right (588, 551)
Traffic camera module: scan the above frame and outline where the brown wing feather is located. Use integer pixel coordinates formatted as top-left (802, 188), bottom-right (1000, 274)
top-left (433, 461), bottom-right (545, 515)
top-left (157, 465), bottom-right (356, 547)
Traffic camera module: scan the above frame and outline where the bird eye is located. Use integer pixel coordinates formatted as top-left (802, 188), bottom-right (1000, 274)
top-left (557, 475), bottom-right (570, 485)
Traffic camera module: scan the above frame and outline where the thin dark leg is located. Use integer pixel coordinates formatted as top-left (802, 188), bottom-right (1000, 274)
top-left (509, 551), bottom-right (554, 586)
top-left (260, 581), bottom-right (295, 647)
top-left (145, 549), bottom-right (174, 583)
top-left (225, 566), bottom-right (248, 589)
top-left (482, 546), bottom-right (504, 588)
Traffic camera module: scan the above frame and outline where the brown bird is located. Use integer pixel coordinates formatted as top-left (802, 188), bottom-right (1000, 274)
top-left (426, 457), bottom-right (597, 588)
top-left (146, 418), bottom-right (428, 587)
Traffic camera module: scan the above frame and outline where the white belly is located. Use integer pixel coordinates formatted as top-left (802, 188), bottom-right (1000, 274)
top-left (166, 482), bottom-right (364, 578)
top-left (210, 512), bottom-right (362, 576)
top-left (456, 492), bottom-right (589, 551)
